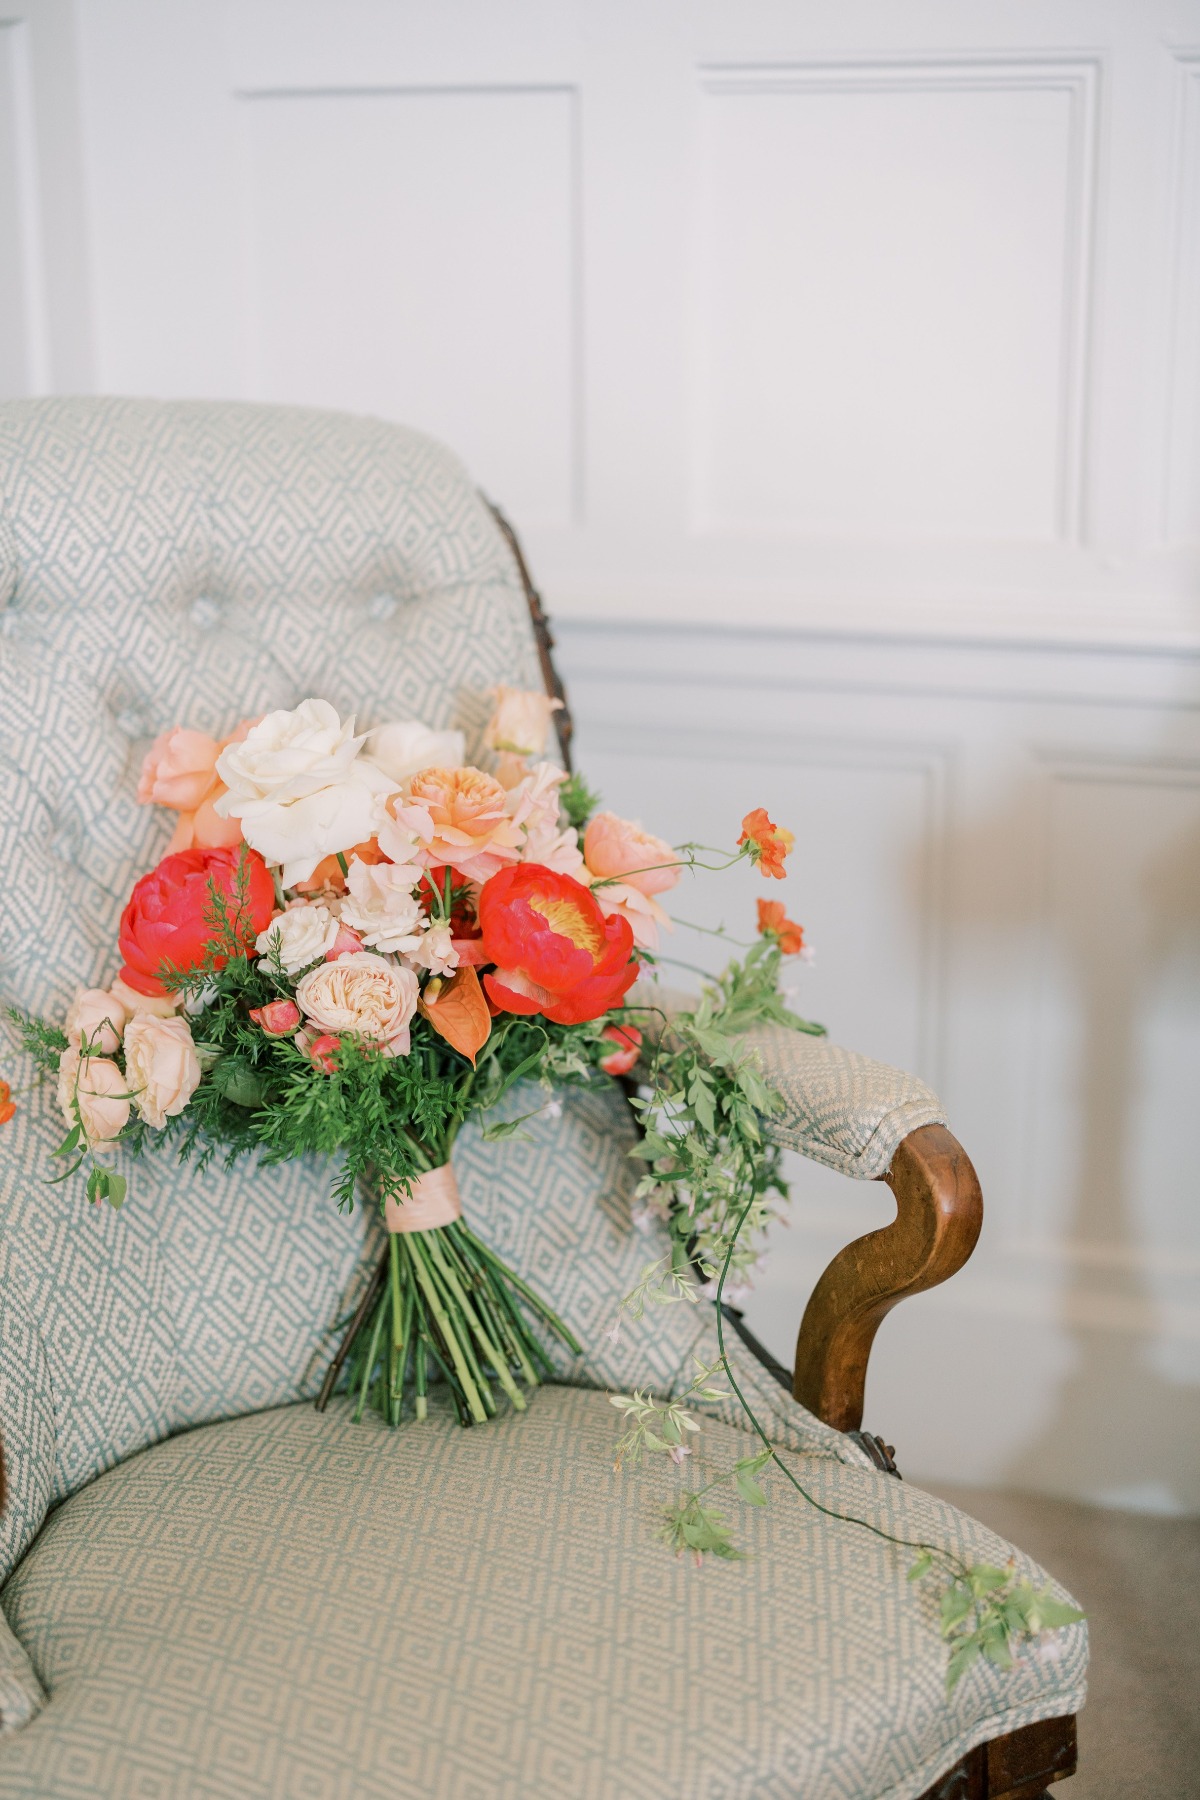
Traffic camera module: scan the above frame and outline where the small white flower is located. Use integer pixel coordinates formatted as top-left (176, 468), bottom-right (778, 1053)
top-left (409, 918), bottom-right (459, 977)
top-left (668, 1443), bottom-right (693, 1464)
top-left (183, 981), bottom-right (219, 1017)
top-left (604, 1320), bottom-right (623, 1345)
top-left (542, 1096), bottom-right (564, 1120)
top-left (257, 903), bottom-right (340, 975)
top-left (339, 861), bottom-right (424, 956)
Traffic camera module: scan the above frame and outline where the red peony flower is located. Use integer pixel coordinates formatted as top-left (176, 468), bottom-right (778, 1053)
top-left (478, 863), bottom-right (638, 1026)
top-left (118, 846), bottom-right (275, 996)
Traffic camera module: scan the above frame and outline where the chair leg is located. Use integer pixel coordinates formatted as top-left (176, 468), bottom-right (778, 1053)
top-left (917, 1716), bottom-right (1077, 1800)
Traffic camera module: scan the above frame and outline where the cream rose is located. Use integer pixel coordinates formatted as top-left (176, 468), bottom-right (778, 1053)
top-left (123, 1014), bottom-right (202, 1130)
top-left (485, 686), bottom-right (563, 758)
top-left (256, 903), bottom-right (340, 974)
top-left (214, 698), bottom-right (397, 887)
top-left (65, 987), bottom-right (128, 1055)
top-left (57, 1049), bottom-right (130, 1154)
top-left (294, 951), bottom-right (418, 1052)
top-left (338, 862), bottom-right (424, 956)
top-left (364, 720), bottom-right (465, 784)
top-left (109, 976), bottom-right (179, 1019)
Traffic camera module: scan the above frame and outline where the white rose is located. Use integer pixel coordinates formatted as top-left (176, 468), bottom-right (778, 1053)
top-left (57, 1048), bottom-right (130, 1155)
top-left (295, 951), bottom-right (418, 1052)
top-left (364, 720), bottom-right (465, 784)
top-left (338, 861), bottom-right (424, 956)
top-left (410, 919), bottom-right (459, 977)
top-left (65, 987), bottom-right (128, 1055)
top-left (214, 698), bottom-right (397, 887)
top-left (257, 903), bottom-right (340, 974)
top-left (485, 687), bottom-right (562, 758)
top-left (123, 1014), bottom-right (202, 1130)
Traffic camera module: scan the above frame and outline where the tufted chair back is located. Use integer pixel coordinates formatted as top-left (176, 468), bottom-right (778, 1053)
top-left (0, 399), bottom-right (547, 1575)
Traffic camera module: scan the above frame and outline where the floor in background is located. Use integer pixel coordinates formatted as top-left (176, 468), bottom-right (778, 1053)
top-left (930, 1483), bottom-right (1200, 1799)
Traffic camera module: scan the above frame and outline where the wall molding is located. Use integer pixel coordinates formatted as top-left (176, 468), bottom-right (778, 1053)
top-left (694, 53), bottom-right (1100, 547)
top-left (1160, 50), bottom-right (1200, 548)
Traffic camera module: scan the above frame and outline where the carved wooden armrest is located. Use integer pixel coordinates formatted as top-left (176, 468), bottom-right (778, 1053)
top-left (792, 1123), bottom-right (983, 1431)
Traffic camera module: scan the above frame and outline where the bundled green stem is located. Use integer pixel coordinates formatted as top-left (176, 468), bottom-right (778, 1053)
top-left (333, 1214), bottom-right (582, 1428)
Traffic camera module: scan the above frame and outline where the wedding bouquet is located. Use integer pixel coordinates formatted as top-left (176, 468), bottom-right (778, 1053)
top-left (17, 686), bottom-right (801, 1428)
top-left (11, 686), bottom-right (1082, 1683)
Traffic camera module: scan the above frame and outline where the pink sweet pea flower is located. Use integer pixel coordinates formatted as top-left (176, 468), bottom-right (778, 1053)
top-left (325, 925), bottom-right (366, 961)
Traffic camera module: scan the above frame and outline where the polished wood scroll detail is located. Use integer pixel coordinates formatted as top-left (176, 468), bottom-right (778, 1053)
top-left (792, 1123), bottom-right (984, 1432)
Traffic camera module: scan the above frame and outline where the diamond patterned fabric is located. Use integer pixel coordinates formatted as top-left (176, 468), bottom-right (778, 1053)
top-left (0, 1391), bottom-right (1086, 1799)
top-left (0, 398), bottom-right (1086, 1786)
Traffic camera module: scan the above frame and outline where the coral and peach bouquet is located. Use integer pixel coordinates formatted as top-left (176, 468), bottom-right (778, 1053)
top-left (16, 688), bottom-right (803, 1430)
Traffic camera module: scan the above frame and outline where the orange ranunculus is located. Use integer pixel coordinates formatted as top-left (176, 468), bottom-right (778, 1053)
top-left (0, 1079), bottom-right (13, 1126)
top-left (396, 766), bottom-right (524, 885)
top-left (478, 863), bottom-right (638, 1026)
top-left (756, 899), bottom-right (805, 955)
top-left (419, 964), bottom-right (492, 1066)
top-left (293, 838), bottom-right (389, 897)
top-left (738, 808), bottom-right (794, 880)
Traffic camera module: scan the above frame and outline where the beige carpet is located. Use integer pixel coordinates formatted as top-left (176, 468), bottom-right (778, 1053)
top-left (931, 1482), bottom-right (1200, 1799)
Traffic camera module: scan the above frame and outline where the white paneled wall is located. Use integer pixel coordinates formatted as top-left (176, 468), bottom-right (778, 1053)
top-left (4, 0), bottom-right (1199, 1511)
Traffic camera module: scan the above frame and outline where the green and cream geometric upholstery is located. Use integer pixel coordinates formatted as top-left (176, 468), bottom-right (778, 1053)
top-left (0, 399), bottom-right (1086, 1792)
top-left (0, 1393), bottom-right (1086, 1800)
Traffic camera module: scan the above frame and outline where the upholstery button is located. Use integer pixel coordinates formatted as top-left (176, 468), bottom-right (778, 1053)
top-left (190, 596), bottom-right (220, 629)
top-left (368, 592), bottom-right (398, 621)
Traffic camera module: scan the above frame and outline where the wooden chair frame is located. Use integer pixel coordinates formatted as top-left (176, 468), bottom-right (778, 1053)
top-left (491, 501), bottom-right (1079, 1800)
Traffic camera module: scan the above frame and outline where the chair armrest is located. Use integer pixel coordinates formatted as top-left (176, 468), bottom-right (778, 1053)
top-left (792, 1124), bottom-right (983, 1430)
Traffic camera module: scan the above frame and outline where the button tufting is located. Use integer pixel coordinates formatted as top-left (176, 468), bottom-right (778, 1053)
top-left (190, 596), bottom-right (221, 629)
top-left (368, 592), bottom-right (398, 621)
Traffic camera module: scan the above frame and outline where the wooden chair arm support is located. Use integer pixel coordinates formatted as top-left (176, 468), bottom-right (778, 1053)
top-left (792, 1123), bottom-right (983, 1431)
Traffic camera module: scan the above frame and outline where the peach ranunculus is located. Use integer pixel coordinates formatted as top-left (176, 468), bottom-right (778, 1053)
top-left (485, 687), bottom-right (563, 760)
top-left (294, 952), bottom-right (419, 1056)
top-left (65, 987), bottom-right (128, 1055)
top-left (56, 1048), bottom-right (130, 1154)
top-left (141, 718), bottom-right (259, 855)
top-left (393, 767), bottom-right (524, 884)
top-left (583, 812), bottom-right (681, 899)
top-left (123, 1014), bottom-right (202, 1130)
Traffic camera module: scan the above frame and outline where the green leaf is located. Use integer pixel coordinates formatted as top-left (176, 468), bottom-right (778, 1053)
top-left (908, 1551), bottom-right (933, 1582)
top-left (945, 1638), bottom-right (982, 1692)
top-left (85, 1165), bottom-right (105, 1205)
top-left (940, 1587), bottom-right (973, 1634)
top-left (1034, 1593), bottom-right (1086, 1631)
top-left (479, 1115), bottom-right (535, 1143)
top-left (105, 1172), bottom-right (127, 1211)
top-left (967, 1563), bottom-right (1010, 1597)
top-left (734, 1470), bottom-right (767, 1507)
top-left (52, 1124), bottom-right (82, 1158)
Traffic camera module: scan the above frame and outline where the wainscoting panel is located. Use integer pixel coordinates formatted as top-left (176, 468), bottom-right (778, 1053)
top-left (239, 85), bottom-right (580, 528)
top-left (0, 20), bottom-right (46, 400)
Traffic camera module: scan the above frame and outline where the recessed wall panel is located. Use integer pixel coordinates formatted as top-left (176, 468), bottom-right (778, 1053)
top-left (694, 65), bottom-right (1092, 541)
top-left (240, 86), bottom-right (578, 526)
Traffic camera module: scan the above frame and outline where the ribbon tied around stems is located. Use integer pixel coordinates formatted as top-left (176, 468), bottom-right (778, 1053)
top-left (383, 1164), bottom-right (463, 1234)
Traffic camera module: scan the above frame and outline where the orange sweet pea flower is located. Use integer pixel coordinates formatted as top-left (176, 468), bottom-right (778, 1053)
top-left (756, 899), bottom-right (805, 956)
top-left (738, 808), bottom-right (794, 880)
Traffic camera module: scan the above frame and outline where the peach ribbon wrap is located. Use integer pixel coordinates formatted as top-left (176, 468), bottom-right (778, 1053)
top-left (383, 1164), bottom-right (462, 1234)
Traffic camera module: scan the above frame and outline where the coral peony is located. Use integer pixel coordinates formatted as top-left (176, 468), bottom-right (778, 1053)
top-left (738, 808), bottom-right (794, 880)
top-left (478, 863), bottom-right (637, 1026)
top-left (118, 846), bottom-right (275, 996)
top-left (599, 1022), bottom-right (642, 1076)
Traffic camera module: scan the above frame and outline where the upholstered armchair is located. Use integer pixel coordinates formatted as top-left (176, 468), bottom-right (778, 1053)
top-left (0, 400), bottom-right (1086, 1799)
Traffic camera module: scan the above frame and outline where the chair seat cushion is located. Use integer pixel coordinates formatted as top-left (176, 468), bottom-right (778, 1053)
top-left (1, 1388), bottom-right (1084, 1800)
